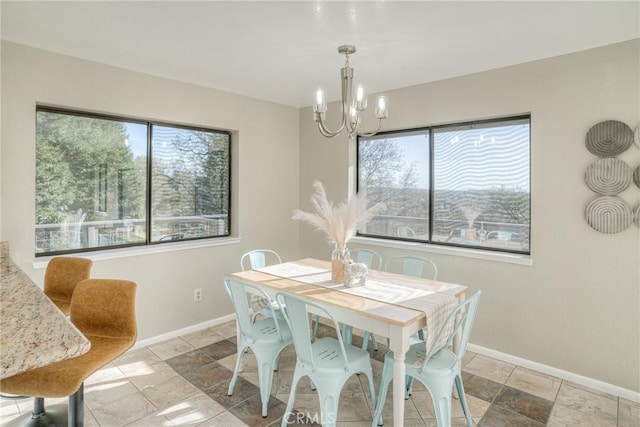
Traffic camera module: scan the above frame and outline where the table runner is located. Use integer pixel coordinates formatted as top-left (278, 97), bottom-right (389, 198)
top-left (255, 262), bottom-right (457, 357)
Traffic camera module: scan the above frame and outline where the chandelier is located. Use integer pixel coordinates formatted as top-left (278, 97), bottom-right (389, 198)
top-left (313, 45), bottom-right (388, 139)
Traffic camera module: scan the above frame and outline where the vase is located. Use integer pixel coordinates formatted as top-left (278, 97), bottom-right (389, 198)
top-left (331, 244), bottom-right (350, 283)
top-left (464, 227), bottom-right (477, 240)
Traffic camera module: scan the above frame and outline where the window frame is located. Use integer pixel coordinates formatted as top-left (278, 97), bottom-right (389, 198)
top-left (356, 114), bottom-right (531, 256)
top-left (35, 105), bottom-right (232, 257)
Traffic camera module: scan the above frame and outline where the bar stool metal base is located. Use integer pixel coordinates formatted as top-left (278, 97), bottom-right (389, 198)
top-left (2, 404), bottom-right (68, 427)
top-left (3, 385), bottom-right (83, 427)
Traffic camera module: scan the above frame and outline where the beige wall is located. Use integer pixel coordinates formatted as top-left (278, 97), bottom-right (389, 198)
top-left (299, 40), bottom-right (640, 392)
top-left (0, 41), bottom-right (301, 340)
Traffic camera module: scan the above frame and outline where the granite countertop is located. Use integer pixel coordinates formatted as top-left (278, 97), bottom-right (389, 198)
top-left (0, 242), bottom-right (91, 379)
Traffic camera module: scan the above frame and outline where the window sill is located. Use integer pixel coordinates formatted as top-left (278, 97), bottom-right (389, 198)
top-left (350, 236), bottom-right (532, 266)
top-left (32, 236), bottom-right (242, 269)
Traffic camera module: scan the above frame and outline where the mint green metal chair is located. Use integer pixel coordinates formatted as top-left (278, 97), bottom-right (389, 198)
top-left (240, 249), bottom-right (283, 322)
top-left (397, 226), bottom-right (417, 238)
top-left (371, 291), bottom-right (481, 427)
top-left (240, 249), bottom-right (282, 271)
top-left (223, 277), bottom-right (293, 418)
top-left (240, 249), bottom-right (323, 344)
top-left (350, 248), bottom-right (383, 270)
top-left (277, 292), bottom-right (376, 427)
top-left (384, 255), bottom-right (438, 280)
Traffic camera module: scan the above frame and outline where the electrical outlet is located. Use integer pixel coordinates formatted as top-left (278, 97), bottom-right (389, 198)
top-left (193, 288), bottom-right (203, 302)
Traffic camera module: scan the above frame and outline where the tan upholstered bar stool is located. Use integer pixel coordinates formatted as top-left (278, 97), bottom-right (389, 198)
top-left (44, 257), bottom-right (94, 315)
top-left (0, 279), bottom-right (137, 427)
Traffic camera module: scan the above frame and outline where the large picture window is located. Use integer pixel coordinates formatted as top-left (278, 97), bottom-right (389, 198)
top-left (35, 107), bottom-right (231, 256)
top-left (358, 116), bottom-right (530, 254)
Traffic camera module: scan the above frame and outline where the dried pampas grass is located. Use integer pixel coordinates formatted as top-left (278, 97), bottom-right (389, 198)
top-left (292, 181), bottom-right (385, 254)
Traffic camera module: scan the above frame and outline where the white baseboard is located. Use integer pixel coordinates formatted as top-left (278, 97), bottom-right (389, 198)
top-left (467, 343), bottom-right (640, 403)
top-left (127, 317), bottom-right (639, 404)
top-left (132, 313), bottom-right (236, 350)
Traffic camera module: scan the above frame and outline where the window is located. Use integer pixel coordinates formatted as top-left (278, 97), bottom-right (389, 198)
top-left (357, 116), bottom-right (530, 254)
top-left (35, 107), bottom-right (231, 256)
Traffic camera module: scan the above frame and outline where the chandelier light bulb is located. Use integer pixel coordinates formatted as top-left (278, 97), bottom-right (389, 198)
top-left (314, 87), bottom-right (327, 114)
top-left (349, 105), bottom-right (358, 127)
top-left (355, 83), bottom-right (367, 111)
top-left (375, 95), bottom-right (388, 119)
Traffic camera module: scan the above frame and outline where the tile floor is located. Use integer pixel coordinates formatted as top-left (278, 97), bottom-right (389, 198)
top-left (1, 320), bottom-right (638, 426)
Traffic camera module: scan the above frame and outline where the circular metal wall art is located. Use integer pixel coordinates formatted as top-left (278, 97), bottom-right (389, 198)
top-left (635, 205), bottom-right (640, 228)
top-left (585, 158), bottom-right (632, 194)
top-left (634, 126), bottom-right (640, 149)
top-left (585, 120), bottom-right (633, 157)
top-left (634, 165), bottom-right (640, 189)
top-left (585, 196), bottom-right (633, 234)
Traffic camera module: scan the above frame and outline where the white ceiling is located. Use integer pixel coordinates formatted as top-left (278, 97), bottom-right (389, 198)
top-left (1, 1), bottom-right (638, 108)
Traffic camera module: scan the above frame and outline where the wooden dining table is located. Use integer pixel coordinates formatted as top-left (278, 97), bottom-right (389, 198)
top-left (0, 242), bottom-right (91, 380)
top-left (231, 258), bottom-right (468, 426)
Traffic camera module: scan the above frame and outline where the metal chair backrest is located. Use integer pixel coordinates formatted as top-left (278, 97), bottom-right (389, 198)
top-left (385, 255), bottom-right (438, 280)
top-left (397, 226), bottom-right (417, 238)
top-left (350, 249), bottom-right (383, 270)
top-left (277, 292), bottom-right (350, 370)
top-left (224, 277), bottom-right (286, 343)
top-left (421, 291), bottom-right (481, 369)
top-left (240, 249), bottom-right (282, 271)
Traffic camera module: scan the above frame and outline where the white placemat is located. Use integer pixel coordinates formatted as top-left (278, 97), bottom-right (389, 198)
top-left (339, 279), bottom-right (434, 301)
top-left (255, 262), bottom-right (336, 285)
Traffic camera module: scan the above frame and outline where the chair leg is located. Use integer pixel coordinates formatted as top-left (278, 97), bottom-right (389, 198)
top-left (317, 383), bottom-right (341, 427)
top-left (32, 397), bottom-right (46, 419)
top-left (281, 371), bottom-right (303, 427)
top-left (405, 376), bottom-right (414, 399)
top-left (429, 379), bottom-right (455, 427)
top-left (361, 331), bottom-right (370, 350)
top-left (342, 324), bottom-right (353, 345)
top-left (371, 363), bottom-right (393, 427)
top-left (68, 383), bottom-right (84, 427)
top-left (258, 359), bottom-right (275, 417)
top-left (311, 315), bottom-right (320, 343)
top-left (403, 330), bottom-right (423, 398)
top-left (371, 334), bottom-right (379, 351)
top-left (238, 348), bottom-right (247, 371)
top-left (364, 366), bottom-right (377, 414)
top-left (228, 346), bottom-right (246, 396)
top-left (23, 397), bottom-right (50, 425)
top-left (454, 374), bottom-right (473, 427)
top-left (361, 331), bottom-right (379, 351)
